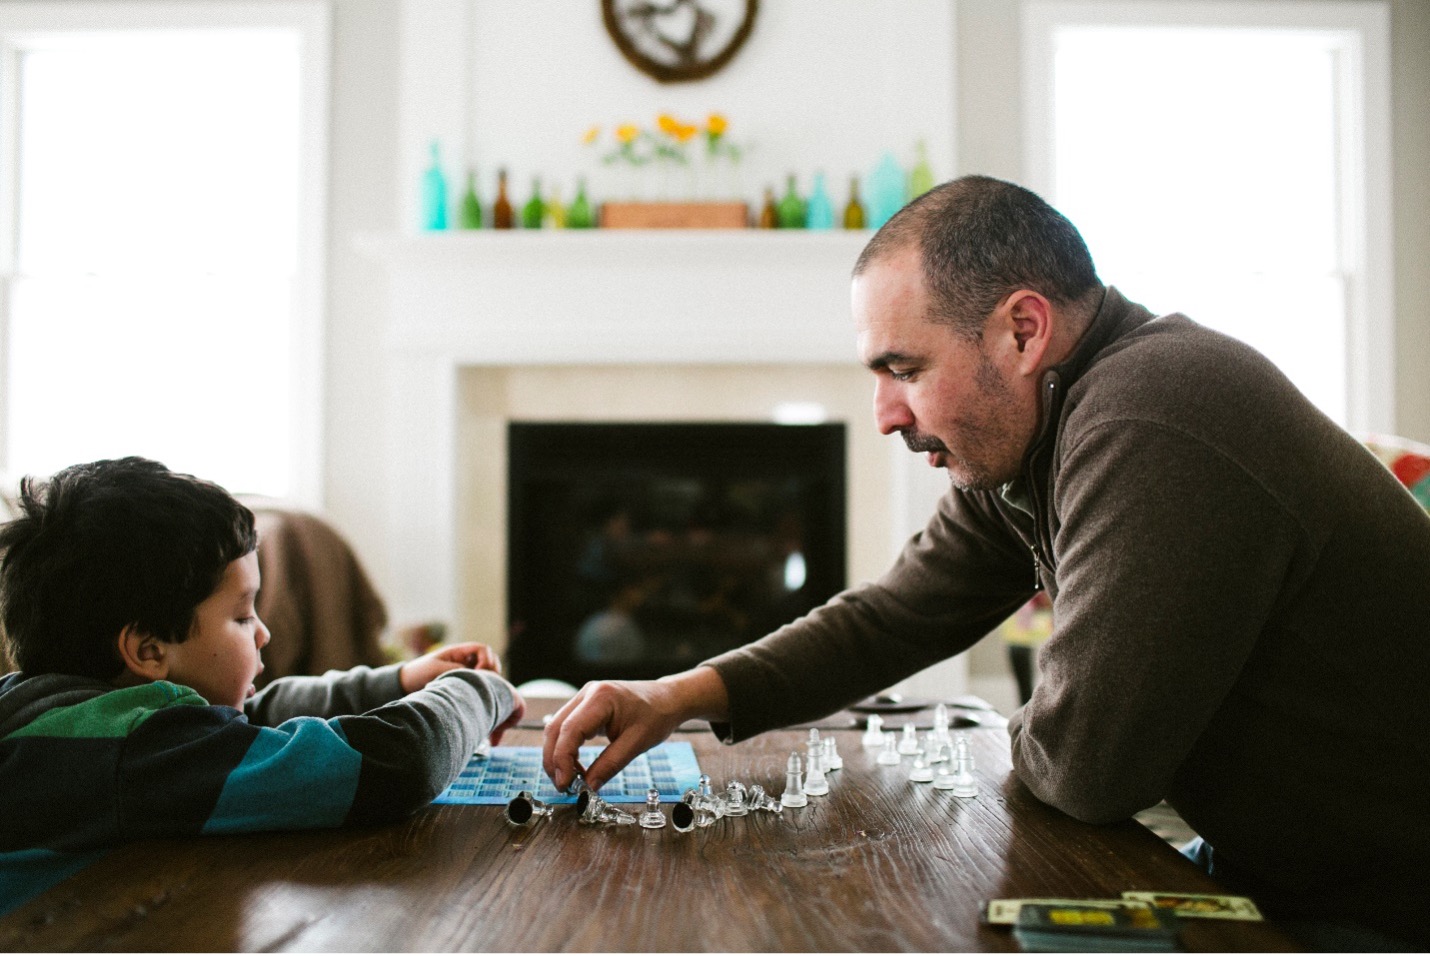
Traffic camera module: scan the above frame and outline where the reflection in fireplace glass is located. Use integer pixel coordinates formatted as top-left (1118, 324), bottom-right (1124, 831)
top-left (506, 422), bottom-right (846, 686)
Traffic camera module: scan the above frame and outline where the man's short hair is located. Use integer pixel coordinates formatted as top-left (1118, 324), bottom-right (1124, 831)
top-left (853, 174), bottom-right (1102, 338)
top-left (0, 457), bottom-right (257, 679)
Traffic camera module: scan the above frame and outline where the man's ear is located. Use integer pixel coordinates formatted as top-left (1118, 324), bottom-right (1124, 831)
top-left (1001, 290), bottom-right (1055, 374)
top-left (115, 624), bottom-right (170, 685)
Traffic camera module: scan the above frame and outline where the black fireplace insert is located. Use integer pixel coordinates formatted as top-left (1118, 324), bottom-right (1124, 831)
top-left (506, 421), bottom-right (846, 686)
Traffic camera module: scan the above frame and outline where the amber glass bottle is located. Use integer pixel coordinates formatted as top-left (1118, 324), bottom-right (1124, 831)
top-left (493, 168), bottom-right (515, 230)
top-left (758, 186), bottom-right (778, 228)
top-left (843, 175), bottom-right (866, 229)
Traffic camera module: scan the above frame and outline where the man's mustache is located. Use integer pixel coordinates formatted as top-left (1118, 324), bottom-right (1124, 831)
top-left (901, 429), bottom-right (948, 454)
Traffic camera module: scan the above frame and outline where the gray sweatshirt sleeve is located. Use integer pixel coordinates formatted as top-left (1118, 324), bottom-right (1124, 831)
top-left (244, 663), bottom-right (407, 725)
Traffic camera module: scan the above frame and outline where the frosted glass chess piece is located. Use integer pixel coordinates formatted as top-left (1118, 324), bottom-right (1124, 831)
top-left (504, 790), bottom-right (551, 826)
top-left (780, 751), bottom-right (808, 809)
top-left (862, 713), bottom-right (885, 748)
top-left (576, 787), bottom-right (636, 826)
top-left (823, 737), bottom-right (843, 771)
top-left (474, 738), bottom-right (493, 759)
top-left (807, 727), bottom-right (821, 753)
top-left (908, 737), bottom-right (935, 783)
top-left (803, 741), bottom-right (830, 796)
top-left (638, 787), bottom-right (667, 829)
top-left (897, 722), bottom-right (922, 755)
top-left (876, 732), bottom-right (902, 765)
top-left (932, 740), bottom-right (958, 790)
top-left (932, 703), bottom-right (952, 747)
top-left (950, 734), bottom-right (979, 799)
top-left (747, 784), bottom-right (782, 813)
top-left (723, 780), bottom-right (751, 817)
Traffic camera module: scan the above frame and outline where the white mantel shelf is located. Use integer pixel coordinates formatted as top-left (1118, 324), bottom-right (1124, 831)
top-left (356, 230), bottom-right (872, 365)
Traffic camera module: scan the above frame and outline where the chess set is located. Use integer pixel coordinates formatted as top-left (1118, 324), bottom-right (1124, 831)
top-left (433, 741), bottom-right (703, 805)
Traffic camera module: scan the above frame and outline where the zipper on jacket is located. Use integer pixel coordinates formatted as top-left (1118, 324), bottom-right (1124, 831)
top-left (1030, 542), bottom-right (1043, 591)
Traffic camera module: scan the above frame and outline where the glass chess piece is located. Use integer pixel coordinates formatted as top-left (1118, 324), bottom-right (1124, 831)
top-left (723, 780), bottom-right (751, 817)
top-left (638, 787), bottom-right (667, 829)
top-left (576, 787), bottom-right (636, 826)
top-left (950, 734), bottom-right (979, 799)
top-left (803, 741), bottom-right (830, 796)
top-left (862, 713), bottom-right (885, 748)
top-left (876, 732), bottom-right (902, 765)
top-left (932, 703), bottom-right (951, 747)
top-left (747, 784), bottom-right (782, 813)
top-left (909, 735), bottom-right (935, 783)
top-left (780, 751), bottom-right (808, 809)
top-left (682, 773), bottom-right (715, 805)
top-left (823, 736), bottom-right (843, 771)
top-left (693, 794), bottom-right (727, 827)
top-left (897, 722), bottom-right (922, 755)
top-left (504, 790), bottom-right (551, 826)
top-left (671, 799), bottom-right (697, 832)
top-left (806, 727), bottom-right (821, 753)
top-left (932, 742), bottom-right (958, 790)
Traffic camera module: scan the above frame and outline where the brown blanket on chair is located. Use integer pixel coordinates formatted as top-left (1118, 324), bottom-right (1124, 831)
top-left (245, 501), bottom-right (389, 685)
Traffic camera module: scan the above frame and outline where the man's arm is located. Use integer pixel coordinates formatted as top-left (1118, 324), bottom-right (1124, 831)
top-left (543, 488), bottom-right (1033, 792)
top-left (542, 665), bottom-right (728, 793)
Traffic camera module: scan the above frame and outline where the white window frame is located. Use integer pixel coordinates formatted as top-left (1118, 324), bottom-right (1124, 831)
top-left (0, 0), bottom-right (330, 505)
top-left (1022, 0), bottom-right (1394, 435)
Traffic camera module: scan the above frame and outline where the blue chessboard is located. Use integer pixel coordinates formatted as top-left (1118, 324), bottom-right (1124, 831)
top-left (433, 742), bottom-right (702, 805)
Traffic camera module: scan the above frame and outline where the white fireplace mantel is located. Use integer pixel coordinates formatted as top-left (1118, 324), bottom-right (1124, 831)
top-left (356, 230), bottom-right (950, 668)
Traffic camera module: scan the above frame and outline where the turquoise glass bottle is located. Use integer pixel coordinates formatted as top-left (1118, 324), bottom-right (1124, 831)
top-left (421, 140), bottom-right (449, 230)
top-left (805, 172), bottom-right (835, 230)
top-left (868, 152), bottom-right (908, 229)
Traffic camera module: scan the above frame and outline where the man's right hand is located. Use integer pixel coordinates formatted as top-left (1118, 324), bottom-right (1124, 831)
top-left (541, 666), bottom-right (730, 793)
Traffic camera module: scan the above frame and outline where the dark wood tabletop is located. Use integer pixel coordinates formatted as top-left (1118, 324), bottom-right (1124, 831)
top-left (0, 700), bottom-right (1299, 952)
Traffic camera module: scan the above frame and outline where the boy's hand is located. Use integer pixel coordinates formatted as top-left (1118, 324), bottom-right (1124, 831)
top-left (399, 642), bottom-right (502, 694)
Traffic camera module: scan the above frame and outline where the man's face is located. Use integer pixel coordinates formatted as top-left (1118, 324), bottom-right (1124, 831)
top-left (164, 551), bottom-right (270, 708)
top-left (853, 247), bottom-right (1037, 492)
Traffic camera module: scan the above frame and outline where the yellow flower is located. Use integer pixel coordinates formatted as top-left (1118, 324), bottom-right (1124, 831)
top-left (657, 113), bottom-right (681, 136)
top-left (706, 113), bottom-right (728, 137)
top-left (616, 123), bottom-right (640, 144)
top-left (582, 125), bottom-right (600, 145)
top-left (673, 122), bottom-right (698, 143)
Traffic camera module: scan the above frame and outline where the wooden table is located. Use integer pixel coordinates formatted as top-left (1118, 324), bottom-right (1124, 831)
top-left (1, 702), bottom-right (1298, 952)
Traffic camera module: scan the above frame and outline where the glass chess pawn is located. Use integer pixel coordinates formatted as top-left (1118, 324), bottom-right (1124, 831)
top-left (780, 751), bottom-right (808, 809)
top-left (638, 787), bottom-right (667, 829)
top-left (504, 790), bottom-right (551, 826)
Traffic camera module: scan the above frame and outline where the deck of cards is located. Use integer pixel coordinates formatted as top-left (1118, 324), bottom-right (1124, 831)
top-left (983, 892), bottom-right (1262, 952)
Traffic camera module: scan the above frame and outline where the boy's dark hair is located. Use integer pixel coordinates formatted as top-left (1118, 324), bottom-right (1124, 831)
top-left (0, 457), bottom-right (257, 679)
top-left (853, 174), bottom-right (1102, 339)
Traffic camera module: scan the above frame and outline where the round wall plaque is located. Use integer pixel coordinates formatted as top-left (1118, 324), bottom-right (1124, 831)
top-left (602, 0), bottom-right (759, 84)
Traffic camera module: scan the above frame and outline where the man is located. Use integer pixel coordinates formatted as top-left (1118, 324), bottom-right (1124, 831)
top-left (543, 175), bottom-right (1430, 948)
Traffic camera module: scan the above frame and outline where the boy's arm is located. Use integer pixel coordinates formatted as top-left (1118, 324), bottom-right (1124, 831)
top-left (244, 663), bottom-right (406, 724)
top-left (122, 669), bottom-right (519, 839)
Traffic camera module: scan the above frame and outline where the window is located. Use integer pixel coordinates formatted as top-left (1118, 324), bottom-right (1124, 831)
top-left (1024, 1), bottom-right (1392, 431)
top-left (0, 2), bottom-right (329, 499)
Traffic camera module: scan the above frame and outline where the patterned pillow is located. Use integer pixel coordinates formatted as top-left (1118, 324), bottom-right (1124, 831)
top-left (1361, 434), bottom-right (1430, 512)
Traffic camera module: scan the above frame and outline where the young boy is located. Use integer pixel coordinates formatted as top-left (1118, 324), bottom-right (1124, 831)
top-left (0, 457), bottom-right (524, 914)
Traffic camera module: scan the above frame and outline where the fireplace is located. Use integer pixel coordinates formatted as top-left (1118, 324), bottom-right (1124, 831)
top-left (506, 422), bottom-right (846, 685)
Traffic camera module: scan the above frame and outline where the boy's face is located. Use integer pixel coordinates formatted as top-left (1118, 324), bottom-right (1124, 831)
top-left (163, 551), bottom-right (270, 708)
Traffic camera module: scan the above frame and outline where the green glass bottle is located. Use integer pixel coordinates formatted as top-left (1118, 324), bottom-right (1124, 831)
top-left (909, 140), bottom-right (935, 199)
top-left (458, 168), bottom-right (483, 229)
top-left (843, 175), bottom-right (866, 230)
top-left (777, 173), bottom-right (806, 229)
top-left (566, 177), bottom-right (595, 229)
top-left (521, 178), bottom-right (545, 229)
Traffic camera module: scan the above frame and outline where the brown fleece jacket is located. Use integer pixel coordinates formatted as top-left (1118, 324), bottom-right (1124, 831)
top-left (705, 286), bottom-right (1430, 944)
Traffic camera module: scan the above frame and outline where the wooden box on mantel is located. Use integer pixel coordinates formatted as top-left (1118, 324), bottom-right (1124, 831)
top-left (600, 201), bottom-right (749, 229)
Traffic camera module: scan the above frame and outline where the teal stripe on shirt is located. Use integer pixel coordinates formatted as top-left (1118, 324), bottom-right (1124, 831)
top-left (0, 848), bottom-right (104, 916)
top-left (202, 717), bottom-right (361, 833)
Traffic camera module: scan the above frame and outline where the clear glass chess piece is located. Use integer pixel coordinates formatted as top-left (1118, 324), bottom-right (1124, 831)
top-left (780, 751), bottom-right (808, 809)
top-left (576, 787), bottom-right (637, 826)
top-left (638, 787), bottom-right (667, 829)
top-left (723, 780), bottom-right (750, 816)
top-left (897, 722), bottom-right (922, 755)
top-left (804, 742), bottom-right (830, 796)
top-left (932, 703), bottom-right (951, 747)
top-left (747, 784), bottom-right (782, 813)
top-left (682, 773), bottom-right (716, 805)
top-left (504, 790), bottom-right (551, 826)
top-left (823, 736), bottom-right (843, 771)
top-left (862, 713), bottom-right (885, 748)
top-left (693, 794), bottom-right (727, 827)
top-left (950, 734), bottom-right (979, 798)
top-left (876, 732), bottom-right (902, 765)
